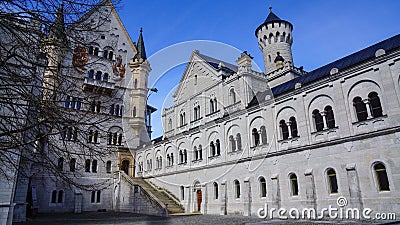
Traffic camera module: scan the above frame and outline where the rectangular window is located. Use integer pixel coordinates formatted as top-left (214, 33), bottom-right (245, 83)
top-left (91, 191), bottom-right (96, 203)
top-left (92, 160), bottom-right (98, 173)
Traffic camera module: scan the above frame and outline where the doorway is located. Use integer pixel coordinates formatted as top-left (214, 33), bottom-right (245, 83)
top-left (196, 189), bottom-right (202, 211)
top-left (121, 160), bottom-right (130, 175)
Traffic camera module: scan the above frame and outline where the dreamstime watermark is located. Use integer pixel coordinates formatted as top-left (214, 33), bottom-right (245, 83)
top-left (257, 196), bottom-right (396, 221)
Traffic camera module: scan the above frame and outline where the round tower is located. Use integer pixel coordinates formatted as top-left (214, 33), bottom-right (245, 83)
top-left (255, 7), bottom-right (293, 74)
top-left (129, 28), bottom-right (151, 140)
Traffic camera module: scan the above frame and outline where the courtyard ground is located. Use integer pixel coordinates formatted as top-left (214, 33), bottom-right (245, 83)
top-left (15, 212), bottom-right (398, 225)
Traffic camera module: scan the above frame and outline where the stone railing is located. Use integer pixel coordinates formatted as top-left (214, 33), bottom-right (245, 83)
top-left (115, 171), bottom-right (168, 216)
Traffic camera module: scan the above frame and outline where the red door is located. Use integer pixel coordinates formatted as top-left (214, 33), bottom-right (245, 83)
top-left (196, 190), bottom-right (202, 211)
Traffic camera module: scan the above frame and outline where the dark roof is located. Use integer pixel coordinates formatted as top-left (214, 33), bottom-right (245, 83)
top-left (255, 10), bottom-right (293, 36)
top-left (197, 53), bottom-right (238, 74)
top-left (272, 34), bottom-right (400, 96)
top-left (146, 104), bottom-right (157, 113)
top-left (152, 136), bottom-right (163, 144)
top-left (134, 28), bottom-right (147, 61)
top-left (264, 11), bottom-right (282, 23)
top-left (249, 34), bottom-right (400, 106)
top-left (48, 4), bottom-right (66, 41)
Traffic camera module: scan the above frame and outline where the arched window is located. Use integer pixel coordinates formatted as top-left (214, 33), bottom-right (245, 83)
top-left (94, 47), bottom-right (99, 56)
top-left (106, 161), bottom-right (112, 173)
top-left (368, 92), bottom-right (383, 118)
top-left (103, 73), bottom-right (108, 81)
top-left (229, 135), bottom-right (236, 152)
top-left (108, 51), bottom-right (113, 60)
top-left (289, 117), bottom-right (298, 137)
top-left (115, 105), bottom-right (120, 116)
top-left (214, 98), bottom-right (218, 111)
top-left (236, 133), bottom-right (242, 151)
top-left (252, 128), bottom-right (260, 146)
top-left (327, 168), bottom-right (338, 194)
top-left (133, 107), bottom-right (137, 117)
top-left (194, 107), bottom-right (198, 120)
top-left (96, 101), bottom-right (101, 113)
top-left (118, 134), bottom-right (122, 145)
top-left (353, 97), bottom-right (367, 121)
top-left (230, 89), bottom-right (236, 104)
top-left (88, 46), bottom-right (94, 55)
top-left (194, 75), bottom-right (197, 85)
top-left (95, 71), bottom-right (102, 80)
top-left (260, 126), bottom-right (267, 144)
top-left (268, 33), bottom-right (273, 44)
top-left (93, 130), bottom-right (98, 143)
top-left (198, 145), bottom-right (202, 160)
top-left (92, 160), bottom-right (98, 173)
top-left (109, 104), bottom-right (115, 115)
top-left (289, 173), bottom-right (299, 196)
top-left (259, 177), bottom-right (267, 197)
top-left (280, 120), bottom-right (289, 140)
top-left (194, 146), bottom-right (198, 160)
top-left (374, 163), bottom-right (390, 191)
top-left (88, 69), bottom-right (94, 79)
top-left (313, 109), bottom-right (324, 131)
top-left (213, 182), bottom-right (219, 199)
top-left (85, 159), bottom-right (90, 172)
top-left (325, 106), bottom-right (335, 129)
top-left (51, 190), bottom-right (57, 203)
top-left (103, 50), bottom-right (108, 58)
top-left (96, 190), bottom-right (101, 203)
top-left (69, 158), bottom-right (76, 172)
top-left (168, 118), bottom-right (172, 130)
top-left (184, 150), bottom-right (187, 163)
top-left (180, 186), bottom-right (185, 200)
top-left (210, 141), bottom-right (215, 156)
top-left (91, 191), bottom-right (96, 203)
top-left (268, 55), bottom-right (271, 62)
top-left (179, 150), bottom-right (183, 163)
top-left (58, 190), bottom-right (63, 203)
top-left (234, 180), bottom-right (240, 198)
top-left (216, 139), bottom-right (221, 155)
top-left (134, 79), bottom-right (138, 89)
top-left (170, 153), bottom-right (174, 165)
top-left (275, 32), bottom-right (280, 43)
top-left (210, 99), bottom-right (215, 113)
top-left (57, 157), bottom-right (64, 171)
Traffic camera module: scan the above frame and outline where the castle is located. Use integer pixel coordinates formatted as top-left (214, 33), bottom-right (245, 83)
top-left (1, 1), bottom-right (400, 224)
top-left (135, 7), bottom-right (400, 217)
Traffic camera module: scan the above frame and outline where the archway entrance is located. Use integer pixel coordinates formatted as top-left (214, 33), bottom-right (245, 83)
top-left (196, 189), bottom-right (202, 211)
top-left (121, 160), bottom-right (130, 175)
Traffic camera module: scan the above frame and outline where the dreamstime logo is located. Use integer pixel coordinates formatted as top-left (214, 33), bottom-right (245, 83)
top-left (257, 196), bottom-right (396, 221)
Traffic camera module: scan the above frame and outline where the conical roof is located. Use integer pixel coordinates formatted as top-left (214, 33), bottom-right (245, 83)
top-left (134, 28), bottom-right (147, 61)
top-left (48, 4), bottom-right (66, 41)
top-left (255, 8), bottom-right (293, 36)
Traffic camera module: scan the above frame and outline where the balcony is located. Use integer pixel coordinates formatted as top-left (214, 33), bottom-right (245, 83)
top-left (82, 77), bottom-right (115, 93)
top-left (225, 101), bottom-right (242, 115)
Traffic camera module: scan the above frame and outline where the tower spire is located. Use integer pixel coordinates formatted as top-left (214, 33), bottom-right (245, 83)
top-left (134, 27), bottom-right (147, 61)
top-left (48, 3), bottom-right (65, 40)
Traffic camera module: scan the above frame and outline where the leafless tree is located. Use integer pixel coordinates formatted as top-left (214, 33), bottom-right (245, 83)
top-left (0, 0), bottom-right (125, 191)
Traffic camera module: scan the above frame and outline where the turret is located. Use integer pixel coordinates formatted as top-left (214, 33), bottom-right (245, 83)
top-left (42, 4), bottom-right (67, 100)
top-left (129, 28), bottom-right (151, 142)
top-left (255, 7), bottom-right (293, 75)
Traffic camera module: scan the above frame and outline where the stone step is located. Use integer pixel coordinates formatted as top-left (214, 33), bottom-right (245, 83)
top-left (133, 178), bottom-right (185, 214)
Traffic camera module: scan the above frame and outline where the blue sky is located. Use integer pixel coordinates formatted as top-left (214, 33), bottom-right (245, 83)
top-left (118, 0), bottom-right (400, 138)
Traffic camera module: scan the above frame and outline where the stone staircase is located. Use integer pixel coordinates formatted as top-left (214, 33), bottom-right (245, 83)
top-left (132, 178), bottom-right (185, 214)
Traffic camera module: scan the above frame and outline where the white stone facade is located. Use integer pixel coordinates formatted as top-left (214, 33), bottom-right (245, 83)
top-left (135, 12), bottom-right (400, 218)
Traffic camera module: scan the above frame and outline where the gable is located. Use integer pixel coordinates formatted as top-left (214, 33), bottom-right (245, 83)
top-left (173, 53), bottom-right (221, 104)
top-left (173, 51), bottom-right (237, 104)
